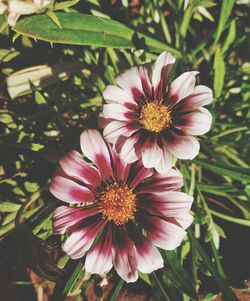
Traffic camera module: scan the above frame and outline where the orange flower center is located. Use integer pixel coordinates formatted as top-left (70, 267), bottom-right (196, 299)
top-left (140, 101), bottom-right (172, 133)
top-left (100, 183), bottom-right (136, 225)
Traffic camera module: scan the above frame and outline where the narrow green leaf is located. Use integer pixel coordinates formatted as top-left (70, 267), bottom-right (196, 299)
top-left (188, 230), bottom-right (239, 301)
top-left (25, 201), bottom-right (58, 229)
top-left (213, 48), bottom-right (225, 98)
top-left (222, 19), bottom-right (236, 54)
top-left (162, 250), bottom-right (199, 300)
top-left (35, 90), bottom-right (48, 105)
top-left (46, 10), bottom-right (62, 29)
top-left (150, 272), bottom-right (172, 301)
top-left (180, 4), bottom-right (194, 38)
top-left (209, 210), bottom-right (250, 227)
top-left (51, 259), bottom-right (84, 299)
top-left (54, 0), bottom-right (79, 10)
top-left (13, 13), bottom-right (181, 56)
top-left (214, 0), bottom-right (235, 44)
top-left (194, 159), bottom-right (250, 181)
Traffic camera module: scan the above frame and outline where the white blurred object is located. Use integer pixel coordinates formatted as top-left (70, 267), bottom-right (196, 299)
top-left (0, 0), bottom-right (51, 26)
top-left (236, 0), bottom-right (250, 4)
top-left (7, 61), bottom-right (85, 98)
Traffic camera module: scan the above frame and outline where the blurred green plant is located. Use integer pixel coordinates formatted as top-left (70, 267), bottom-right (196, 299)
top-left (0, 0), bottom-right (249, 300)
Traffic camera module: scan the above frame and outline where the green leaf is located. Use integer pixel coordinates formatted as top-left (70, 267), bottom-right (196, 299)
top-left (13, 13), bottom-right (181, 56)
top-left (194, 159), bottom-right (250, 181)
top-left (51, 260), bottom-right (84, 299)
top-left (213, 48), bottom-right (225, 98)
top-left (149, 272), bottom-right (172, 301)
top-left (180, 3), bottom-right (195, 38)
top-left (162, 250), bottom-right (199, 300)
top-left (35, 90), bottom-right (48, 105)
top-left (188, 230), bottom-right (239, 301)
top-left (138, 271), bottom-right (151, 285)
top-left (46, 10), bottom-right (62, 29)
top-left (54, 0), bottom-right (79, 10)
top-left (0, 201), bottom-right (21, 212)
top-left (214, 0), bottom-right (235, 44)
top-left (222, 19), bottom-right (236, 54)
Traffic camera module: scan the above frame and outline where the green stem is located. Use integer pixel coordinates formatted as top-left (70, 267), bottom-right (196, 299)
top-left (209, 210), bottom-right (250, 227)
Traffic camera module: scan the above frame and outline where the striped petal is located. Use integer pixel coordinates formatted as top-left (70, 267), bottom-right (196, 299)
top-left (49, 176), bottom-right (95, 204)
top-left (80, 129), bottom-right (113, 180)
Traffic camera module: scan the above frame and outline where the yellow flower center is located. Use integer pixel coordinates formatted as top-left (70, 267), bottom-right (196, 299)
top-left (100, 183), bottom-right (136, 225)
top-left (140, 101), bottom-right (172, 133)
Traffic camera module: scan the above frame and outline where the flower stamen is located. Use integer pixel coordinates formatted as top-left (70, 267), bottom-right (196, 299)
top-left (100, 183), bottom-right (136, 225)
top-left (140, 101), bottom-right (171, 133)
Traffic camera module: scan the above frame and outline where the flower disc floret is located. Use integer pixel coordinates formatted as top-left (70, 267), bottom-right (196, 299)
top-left (100, 183), bottom-right (136, 225)
top-left (140, 101), bottom-right (171, 133)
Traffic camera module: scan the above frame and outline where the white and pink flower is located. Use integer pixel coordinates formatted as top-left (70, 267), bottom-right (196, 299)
top-left (0, 0), bottom-right (51, 26)
top-left (49, 129), bottom-right (193, 283)
top-left (100, 51), bottom-right (213, 173)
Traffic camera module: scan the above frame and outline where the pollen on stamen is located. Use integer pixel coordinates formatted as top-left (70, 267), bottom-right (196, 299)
top-left (100, 183), bottom-right (136, 225)
top-left (140, 101), bottom-right (172, 133)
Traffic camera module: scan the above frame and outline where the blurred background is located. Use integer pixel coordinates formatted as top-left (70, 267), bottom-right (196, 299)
top-left (0, 0), bottom-right (249, 300)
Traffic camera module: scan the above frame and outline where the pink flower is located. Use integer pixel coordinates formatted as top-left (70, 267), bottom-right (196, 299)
top-left (49, 129), bottom-right (193, 283)
top-left (100, 51), bottom-right (213, 173)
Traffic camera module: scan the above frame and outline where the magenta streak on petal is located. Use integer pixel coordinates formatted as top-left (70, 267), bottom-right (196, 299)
top-left (60, 150), bottom-right (102, 187)
top-left (63, 218), bottom-right (106, 259)
top-left (49, 176), bottom-right (95, 204)
top-left (85, 224), bottom-right (113, 274)
top-left (53, 204), bottom-right (100, 234)
top-left (136, 168), bottom-right (183, 193)
top-left (138, 209), bottom-right (186, 250)
top-left (127, 160), bottom-right (153, 189)
top-left (131, 87), bottom-right (146, 105)
top-left (137, 191), bottom-right (193, 215)
top-left (80, 129), bottom-right (113, 180)
top-left (112, 227), bottom-right (138, 283)
top-left (108, 144), bottom-right (131, 182)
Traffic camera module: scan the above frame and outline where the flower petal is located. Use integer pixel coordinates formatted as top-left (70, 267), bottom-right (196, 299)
top-left (102, 103), bottom-right (134, 121)
top-left (154, 145), bottom-right (172, 174)
top-left (63, 219), bottom-right (106, 259)
top-left (80, 129), bottom-right (113, 179)
top-left (178, 107), bottom-right (212, 136)
top-left (141, 139), bottom-right (163, 168)
top-left (166, 134), bottom-right (200, 160)
top-left (53, 205), bottom-right (99, 234)
top-left (109, 145), bottom-right (131, 182)
top-left (127, 224), bottom-right (164, 274)
top-left (112, 228), bottom-right (138, 283)
top-left (174, 213), bottom-right (194, 230)
top-left (128, 160), bottom-right (153, 189)
top-left (136, 168), bottom-right (183, 193)
top-left (103, 85), bottom-right (137, 106)
top-left (50, 176), bottom-right (95, 204)
top-left (140, 212), bottom-right (186, 250)
top-left (168, 71), bottom-right (199, 108)
top-left (138, 192), bottom-right (193, 216)
top-left (60, 150), bottom-right (102, 187)
top-left (116, 67), bottom-right (144, 102)
top-left (103, 120), bottom-right (139, 144)
top-left (85, 225), bottom-right (113, 274)
top-left (152, 51), bottom-right (176, 99)
top-left (117, 135), bottom-right (140, 164)
top-left (137, 65), bottom-right (152, 99)
top-left (181, 85), bottom-right (213, 108)
top-left (134, 236), bottom-right (163, 274)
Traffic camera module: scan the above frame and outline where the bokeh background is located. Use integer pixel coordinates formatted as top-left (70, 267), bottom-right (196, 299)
top-left (0, 0), bottom-right (249, 300)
